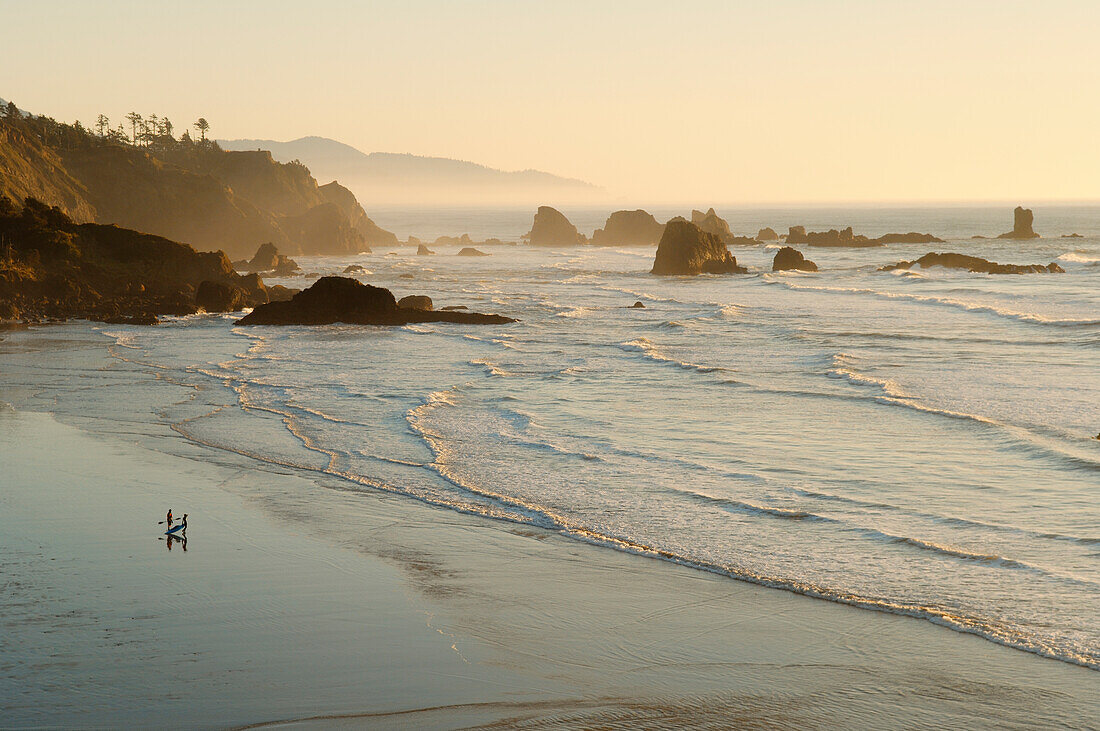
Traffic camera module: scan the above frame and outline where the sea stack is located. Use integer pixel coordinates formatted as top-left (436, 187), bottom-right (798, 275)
top-left (526, 206), bottom-right (586, 246)
top-left (236, 277), bottom-right (514, 326)
top-left (591, 210), bottom-right (664, 246)
top-left (651, 219), bottom-right (747, 275)
top-left (756, 227), bottom-right (779, 241)
top-left (997, 206), bottom-right (1040, 239)
top-left (772, 247), bottom-right (818, 272)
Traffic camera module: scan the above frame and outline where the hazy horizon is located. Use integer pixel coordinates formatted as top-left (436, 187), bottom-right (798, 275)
top-left (4, 0), bottom-right (1099, 205)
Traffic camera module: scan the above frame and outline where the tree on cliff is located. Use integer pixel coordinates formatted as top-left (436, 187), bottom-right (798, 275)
top-left (194, 117), bottom-right (209, 142)
top-left (125, 112), bottom-right (142, 145)
top-left (95, 114), bottom-right (110, 137)
top-left (4, 101), bottom-right (18, 119)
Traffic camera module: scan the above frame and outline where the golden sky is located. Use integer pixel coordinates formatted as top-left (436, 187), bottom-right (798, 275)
top-left (3, 0), bottom-right (1098, 203)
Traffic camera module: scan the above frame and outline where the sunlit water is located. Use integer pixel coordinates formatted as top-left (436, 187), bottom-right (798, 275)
top-left (4, 206), bottom-right (1099, 669)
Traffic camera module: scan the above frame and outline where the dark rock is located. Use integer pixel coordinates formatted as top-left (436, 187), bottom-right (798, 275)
top-left (236, 276), bottom-right (515, 326)
top-left (756, 227), bottom-right (779, 241)
top-left (417, 244), bottom-right (435, 255)
top-left (435, 234), bottom-right (474, 246)
top-left (630, 301), bottom-right (646, 308)
top-left (399, 273), bottom-right (415, 279)
top-left (690, 208), bottom-right (755, 246)
top-left (526, 206), bottom-right (586, 246)
top-left (1062, 233), bottom-right (1083, 238)
top-left (788, 226), bottom-right (881, 247)
top-left (874, 232), bottom-right (944, 244)
top-left (440, 305), bottom-right (468, 311)
top-left (240, 243), bottom-right (300, 275)
top-left (997, 206), bottom-right (1039, 239)
top-left (772, 246), bottom-right (818, 272)
top-left (651, 219), bottom-right (747, 275)
top-left (457, 247), bottom-right (489, 256)
top-left (880, 252), bottom-right (1065, 275)
top-left (343, 264), bottom-right (366, 273)
top-left (196, 280), bottom-right (249, 312)
top-left (0, 197), bottom-right (270, 323)
top-left (398, 295), bottom-right (433, 310)
top-left (591, 210), bottom-right (664, 246)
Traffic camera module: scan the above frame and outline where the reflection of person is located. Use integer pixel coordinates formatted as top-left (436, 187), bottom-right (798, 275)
top-left (166, 509), bottom-right (173, 528)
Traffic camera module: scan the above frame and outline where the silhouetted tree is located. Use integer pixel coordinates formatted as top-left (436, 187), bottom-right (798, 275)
top-left (125, 112), bottom-right (142, 145)
top-left (95, 114), bottom-right (110, 137)
top-left (162, 117), bottom-right (173, 137)
top-left (4, 101), bottom-right (18, 119)
top-left (194, 117), bottom-right (209, 142)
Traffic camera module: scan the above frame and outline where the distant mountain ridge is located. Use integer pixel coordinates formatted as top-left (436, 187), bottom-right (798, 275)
top-left (219, 136), bottom-right (603, 205)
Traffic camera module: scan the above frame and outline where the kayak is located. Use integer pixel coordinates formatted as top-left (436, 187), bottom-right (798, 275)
top-left (165, 523), bottom-right (186, 535)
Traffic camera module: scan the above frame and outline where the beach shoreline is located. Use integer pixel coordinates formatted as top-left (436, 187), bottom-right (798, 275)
top-left (1, 325), bottom-right (1097, 728)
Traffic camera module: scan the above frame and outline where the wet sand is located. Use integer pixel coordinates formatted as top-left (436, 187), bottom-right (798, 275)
top-left (1, 332), bottom-right (1097, 728)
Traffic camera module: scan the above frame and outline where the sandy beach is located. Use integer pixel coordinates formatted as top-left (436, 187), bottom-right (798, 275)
top-left (1, 325), bottom-right (1096, 728)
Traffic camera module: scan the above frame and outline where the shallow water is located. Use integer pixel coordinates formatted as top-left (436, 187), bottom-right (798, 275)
top-left (4, 206), bottom-right (1098, 670)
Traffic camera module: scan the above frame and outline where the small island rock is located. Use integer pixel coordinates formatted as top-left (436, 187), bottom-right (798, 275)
top-left (651, 219), bottom-right (747, 275)
top-left (772, 246), bottom-right (818, 272)
top-left (527, 206), bottom-right (586, 246)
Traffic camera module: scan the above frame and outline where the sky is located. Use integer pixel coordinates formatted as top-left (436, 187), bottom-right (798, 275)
top-left (3, 0), bottom-right (1099, 204)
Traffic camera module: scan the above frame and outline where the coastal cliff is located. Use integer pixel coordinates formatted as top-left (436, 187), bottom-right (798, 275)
top-left (0, 196), bottom-right (283, 323)
top-left (0, 113), bottom-right (396, 259)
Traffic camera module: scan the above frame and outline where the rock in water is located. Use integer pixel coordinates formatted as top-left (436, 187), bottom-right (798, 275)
top-left (196, 281), bottom-right (249, 312)
top-left (527, 206), bottom-right (586, 246)
top-left (397, 295), bottom-right (433, 310)
top-left (651, 219), bottom-right (747, 275)
top-left (874, 232), bottom-right (944, 244)
top-left (756, 227), bottom-right (779, 241)
top-left (997, 206), bottom-right (1040, 239)
top-left (880, 252), bottom-right (1064, 274)
top-left (237, 277), bottom-right (514, 326)
top-left (239, 243), bottom-right (300, 275)
top-left (591, 210), bottom-right (665, 246)
top-left (772, 247), bottom-right (818, 272)
top-left (457, 247), bottom-right (489, 256)
top-left (630, 301), bottom-right (646, 308)
top-left (417, 244), bottom-right (435, 255)
top-left (343, 264), bottom-right (366, 273)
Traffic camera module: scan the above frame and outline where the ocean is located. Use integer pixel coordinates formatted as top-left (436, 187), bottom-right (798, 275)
top-left (6, 205), bottom-right (1099, 670)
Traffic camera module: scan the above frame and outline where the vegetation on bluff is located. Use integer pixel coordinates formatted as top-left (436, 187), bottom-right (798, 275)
top-left (0, 101), bottom-right (396, 259)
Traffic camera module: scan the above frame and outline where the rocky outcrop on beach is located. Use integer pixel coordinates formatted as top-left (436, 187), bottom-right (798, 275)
top-left (880, 252), bottom-right (1064, 274)
top-left (591, 210), bottom-right (665, 246)
top-left (0, 196), bottom-right (275, 323)
top-left (234, 243), bottom-right (300, 276)
top-left (526, 206), bottom-right (586, 246)
top-left (417, 244), bottom-right (435, 255)
top-left (997, 206), bottom-right (1040, 239)
top-left (236, 276), bottom-right (515, 326)
top-left (398, 295), bottom-right (433, 310)
top-left (457, 247), bottom-right (489, 256)
top-left (772, 247), bottom-right (818, 272)
top-left (651, 219), bottom-right (747, 275)
top-left (756, 227), bottom-right (779, 241)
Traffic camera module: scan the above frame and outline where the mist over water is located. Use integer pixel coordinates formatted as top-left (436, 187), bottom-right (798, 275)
top-left (11, 206), bottom-right (1098, 670)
